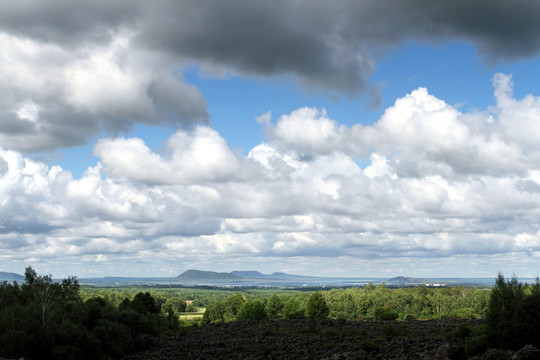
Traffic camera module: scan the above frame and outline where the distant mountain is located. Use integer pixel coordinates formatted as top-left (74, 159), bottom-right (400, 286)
top-left (230, 270), bottom-right (321, 281)
top-left (0, 271), bottom-right (25, 282)
top-left (387, 276), bottom-right (427, 284)
top-left (176, 269), bottom-right (242, 281)
top-left (69, 270), bottom-right (494, 288)
top-left (230, 270), bottom-right (267, 278)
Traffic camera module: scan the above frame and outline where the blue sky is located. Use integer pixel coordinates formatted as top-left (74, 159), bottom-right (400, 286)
top-left (55, 41), bottom-right (515, 177)
top-left (2, 1), bottom-right (540, 279)
top-left (55, 40), bottom-right (539, 178)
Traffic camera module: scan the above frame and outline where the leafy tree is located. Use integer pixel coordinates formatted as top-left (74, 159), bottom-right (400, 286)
top-left (24, 266), bottom-right (63, 325)
top-left (237, 299), bottom-right (267, 320)
top-left (163, 297), bottom-right (186, 318)
top-left (306, 292), bottom-right (329, 319)
top-left (266, 294), bottom-right (284, 319)
top-left (202, 299), bottom-right (225, 324)
top-left (127, 292), bottom-right (160, 315)
top-left (330, 293), bottom-right (357, 321)
top-left (283, 298), bottom-right (305, 319)
top-left (363, 282), bottom-right (375, 293)
top-left (223, 293), bottom-right (246, 320)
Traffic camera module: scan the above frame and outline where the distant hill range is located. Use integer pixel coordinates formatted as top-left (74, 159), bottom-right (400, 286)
top-left (0, 271), bottom-right (25, 282)
top-left (230, 270), bottom-right (314, 280)
top-left (174, 269), bottom-right (320, 284)
top-left (176, 269), bottom-right (243, 281)
top-left (230, 270), bottom-right (267, 278)
top-left (1, 269), bottom-right (498, 288)
top-left (387, 276), bottom-right (428, 284)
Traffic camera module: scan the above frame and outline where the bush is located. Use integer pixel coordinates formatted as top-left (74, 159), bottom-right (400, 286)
top-left (465, 334), bottom-right (488, 356)
top-left (451, 307), bottom-right (477, 319)
top-left (482, 348), bottom-right (512, 360)
top-left (374, 306), bottom-right (398, 320)
top-left (403, 314), bottom-right (416, 321)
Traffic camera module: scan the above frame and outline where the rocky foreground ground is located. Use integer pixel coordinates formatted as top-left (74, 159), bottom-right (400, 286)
top-left (121, 318), bottom-right (538, 359)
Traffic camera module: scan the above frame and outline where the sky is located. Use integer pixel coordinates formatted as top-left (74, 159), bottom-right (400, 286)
top-left (2, 0), bottom-right (540, 279)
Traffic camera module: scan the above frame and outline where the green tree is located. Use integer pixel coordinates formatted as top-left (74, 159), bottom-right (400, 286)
top-left (306, 292), bottom-right (329, 319)
top-left (513, 292), bottom-right (540, 348)
top-left (128, 292), bottom-right (160, 315)
top-left (266, 294), bottom-right (284, 319)
top-left (202, 299), bottom-right (225, 324)
top-left (223, 293), bottom-right (246, 321)
top-left (330, 293), bottom-right (357, 321)
top-left (163, 297), bottom-right (186, 317)
top-left (486, 273), bottom-right (524, 349)
top-left (237, 299), bottom-right (267, 320)
top-left (23, 266), bottom-right (81, 326)
top-left (364, 282), bottom-right (375, 293)
top-left (283, 298), bottom-right (305, 319)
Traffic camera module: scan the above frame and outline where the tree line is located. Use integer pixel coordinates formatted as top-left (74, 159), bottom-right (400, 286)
top-left (1, 269), bottom-right (539, 359)
top-left (202, 283), bottom-right (491, 323)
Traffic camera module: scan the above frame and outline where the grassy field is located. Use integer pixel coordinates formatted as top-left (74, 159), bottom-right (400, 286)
top-left (179, 307), bottom-right (205, 322)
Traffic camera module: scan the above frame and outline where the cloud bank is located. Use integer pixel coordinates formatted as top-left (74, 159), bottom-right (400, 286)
top-left (2, 74), bottom-right (540, 277)
top-left (2, 1), bottom-right (540, 151)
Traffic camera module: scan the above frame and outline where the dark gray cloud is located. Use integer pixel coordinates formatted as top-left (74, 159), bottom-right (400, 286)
top-left (137, 0), bottom-right (373, 94)
top-left (1, 0), bottom-right (540, 152)
top-left (4, 0), bottom-right (540, 90)
top-left (0, 0), bottom-right (139, 47)
top-left (137, 0), bottom-right (540, 94)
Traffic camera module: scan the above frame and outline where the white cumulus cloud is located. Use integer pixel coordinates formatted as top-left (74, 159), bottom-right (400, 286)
top-left (2, 74), bottom-right (540, 277)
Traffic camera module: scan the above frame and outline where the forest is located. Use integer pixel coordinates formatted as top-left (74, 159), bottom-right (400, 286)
top-left (0, 268), bottom-right (539, 359)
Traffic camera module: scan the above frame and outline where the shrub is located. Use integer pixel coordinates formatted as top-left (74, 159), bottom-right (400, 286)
top-left (403, 314), bottom-right (416, 321)
top-left (464, 334), bottom-right (488, 356)
top-left (451, 307), bottom-right (477, 319)
top-left (482, 348), bottom-right (512, 360)
top-left (374, 306), bottom-right (398, 320)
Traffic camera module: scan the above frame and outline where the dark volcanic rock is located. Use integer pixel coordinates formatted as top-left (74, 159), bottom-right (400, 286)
top-left (512, 345), bottom-right (540, 360)
top-left (122, 319), bottom-right (486, 360)
top-left (434, 341), bottom-right (467, 360)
